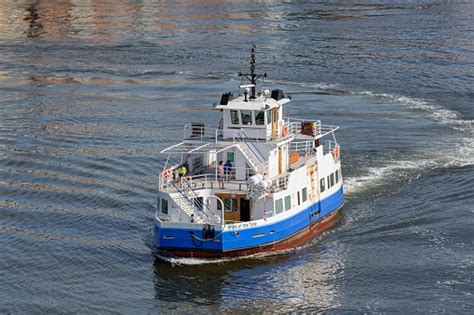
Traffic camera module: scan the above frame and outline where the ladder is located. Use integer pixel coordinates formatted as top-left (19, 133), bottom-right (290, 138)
top-left (235, 130), bottom-right (266, 174)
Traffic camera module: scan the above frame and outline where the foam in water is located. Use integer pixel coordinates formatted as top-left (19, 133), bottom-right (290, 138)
top-left (343, 159), bottom-right (436, 194)
top-left (352, 90), bottom-right (473, 134)
top-left (154, 246), bottom-right (302, 266)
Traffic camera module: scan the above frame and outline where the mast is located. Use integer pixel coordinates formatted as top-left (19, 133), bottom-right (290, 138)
top-left (239, 45), bottom-right (266, 100)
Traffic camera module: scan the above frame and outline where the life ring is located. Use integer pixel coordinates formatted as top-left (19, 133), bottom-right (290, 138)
top-left (331, 146), bottom-right (340, 159)
top-left (161, 168), bottom-right (172, 180)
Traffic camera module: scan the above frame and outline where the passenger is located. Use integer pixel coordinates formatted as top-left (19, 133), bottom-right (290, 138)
top-left (224, 160), bottom-right (232, 181)
top-left (218, 161), bottom-right (225, 188)
top-left (178, 164), bottom-right (187, 187)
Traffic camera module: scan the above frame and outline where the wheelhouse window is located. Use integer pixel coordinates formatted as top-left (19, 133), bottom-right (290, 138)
top-left (284, 195), bottom-right (291, 211)
top-left (255, 111), bottom-right (265, 125)
top-left (320, 178), bottom-right (325, 192)
top-left (302, 187), bottom-right (308, 202)
top-left (161, 198), bottom-right (168, 215)
top-left (275, 199), bottom-right (284, 214)
top-left (330, 173), bottom-right (335, 187)
top-left (241, 110), bottom-right (252, 125)
top-left (230, 110), bottom-right (239, 125)
top-left (297, 192), bottom-right (301, 206)
top-left (327, 176), bottom-right (330, 188)
top-left (335, 170), bottom-right (339, 183)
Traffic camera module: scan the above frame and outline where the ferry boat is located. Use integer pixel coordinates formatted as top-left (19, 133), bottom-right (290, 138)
top-left (154, 47), bottom-right (344, 258)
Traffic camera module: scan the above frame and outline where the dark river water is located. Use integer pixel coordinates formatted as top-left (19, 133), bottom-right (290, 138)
top-left (0, 0), bottom-right (473, 313)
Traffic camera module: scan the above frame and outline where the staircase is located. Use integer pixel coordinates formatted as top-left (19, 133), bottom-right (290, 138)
top-left (235, 130), bottom-right (267, 174)
top-left (183, 181), bottom-right (221, 224)
top-left (168, 183), bottom-right (207, 224)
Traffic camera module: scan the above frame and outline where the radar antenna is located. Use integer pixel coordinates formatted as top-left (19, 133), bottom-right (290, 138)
top-left (238, 45), bottom-right (267, 100)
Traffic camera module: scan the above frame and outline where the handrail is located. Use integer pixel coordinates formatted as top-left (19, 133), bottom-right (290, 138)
top-left (183, 180), bottom-right (221, 224)
top-left (186, 171), bottom-right (250, 191)
top-left (171, 181), bottom-right (210, 222)
top-left (234, 130), bottom-right (266, 173)
top-left (239, 129), bottom-right (266, 164)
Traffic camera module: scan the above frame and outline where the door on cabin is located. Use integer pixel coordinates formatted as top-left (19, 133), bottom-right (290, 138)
top-left (278, 147), bottom-right (282, 175)
top-left (240, 198), bottom-right (250, 221)
top-left (271, 108), bottom-right (279, 138)
top-left (216, 193), bottom-right (246, 222)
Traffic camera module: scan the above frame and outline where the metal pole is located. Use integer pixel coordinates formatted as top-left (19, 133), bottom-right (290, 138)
top-left (206, 195), bottom-right (225, 227)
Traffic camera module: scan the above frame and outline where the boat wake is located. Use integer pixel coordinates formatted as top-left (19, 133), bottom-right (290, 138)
top-left (284, 82), bottom-right (474, 194)
top-left (154, 247), bottom-right (302, 266)
top-left (343, 159), bottom-right (435, 194)
top-left (351, 90), bottom-right (473, 135)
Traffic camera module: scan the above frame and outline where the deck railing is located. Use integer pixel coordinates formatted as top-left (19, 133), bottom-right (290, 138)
top-left (161, 166), bottom-right (252, 192)
top-left (183, 124), bottom-right (224, 142)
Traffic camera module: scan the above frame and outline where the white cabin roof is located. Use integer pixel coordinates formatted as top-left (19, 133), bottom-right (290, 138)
top-left (214, 96), bottom-right (290, 111)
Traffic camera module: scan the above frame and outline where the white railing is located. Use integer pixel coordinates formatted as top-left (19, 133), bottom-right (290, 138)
top-left (324, 140), bottom-right (340, 162)
top-left (186, 167), bottom-right (251, 192)
top-left (290, 140), bottom-right (315, 156)
top-left (183, 124), bottom-right (223, 142)
top-left (284, 117), bottom-right (339, 138)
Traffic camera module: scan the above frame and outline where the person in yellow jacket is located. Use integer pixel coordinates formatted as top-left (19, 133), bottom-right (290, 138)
top-left (177, 164), bottom-right (187, 187)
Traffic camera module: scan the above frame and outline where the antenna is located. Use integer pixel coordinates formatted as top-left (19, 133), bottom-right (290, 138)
top-left (238, 45), bottom-right (267, 100)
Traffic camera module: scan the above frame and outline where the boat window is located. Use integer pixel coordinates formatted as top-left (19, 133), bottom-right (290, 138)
top-left (330, 173), bottom-right (335, 187)
top-left (222, 198), bottom-right (237, 212)
top-left (284, 195), bottom-right (291, 211)
top-left (267, 111), bottom-right (272, 124)
top-left (241, 110), bottom-right (252, 125)
top-left (302, 187), bottom-right (308, 202)
top-left (275, 199), bottom-right (284, 214)
top-left (320, 178), bottom-right (325, 192)
top-left (335, 170), bottom-right (339, 183)
top-left (255, 111), bottom-right (265, 125)
top-left (161, 198), bottom-right (168, 215)
top-left (327, 176), bottom-right (331, 188)
top-left (297, 191), bottom-right (300, 206)
top-left (230, 110), bottom-right (239, 125)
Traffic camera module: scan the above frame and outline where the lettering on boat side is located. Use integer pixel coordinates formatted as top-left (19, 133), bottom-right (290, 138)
top-left (225, 222), bottom-right (258, 230)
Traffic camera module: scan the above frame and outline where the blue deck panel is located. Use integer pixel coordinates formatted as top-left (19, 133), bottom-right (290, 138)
top-left (155, 186), bottom-right (344, 253)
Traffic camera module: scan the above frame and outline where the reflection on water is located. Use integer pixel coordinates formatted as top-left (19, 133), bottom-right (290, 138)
top-left (153, 240), bottom-right (344, 311)
top-left (0, 0), bottom-right (260, 43)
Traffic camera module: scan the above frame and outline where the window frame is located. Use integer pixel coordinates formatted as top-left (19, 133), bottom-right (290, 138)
top-left (275, 199), bottom-right (284, 214)
top-left (222, 198), bottom-right (238, 212)
top-left (302, 187), bottom-right (308, 202)
top-left (284, 195), bottom-right (292, 211)
top-left (161, 198), bottom-right (168, 215)
top-left (230, 110), bottom-right (239, 125)
top-left (240, 110), bottom-right (253, 125)
top-left (255, 110), bottom-right (265, 125)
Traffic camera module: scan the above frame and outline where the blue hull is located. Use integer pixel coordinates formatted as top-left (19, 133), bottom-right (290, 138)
top-left (154, 186), bottom-right (344, 256)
